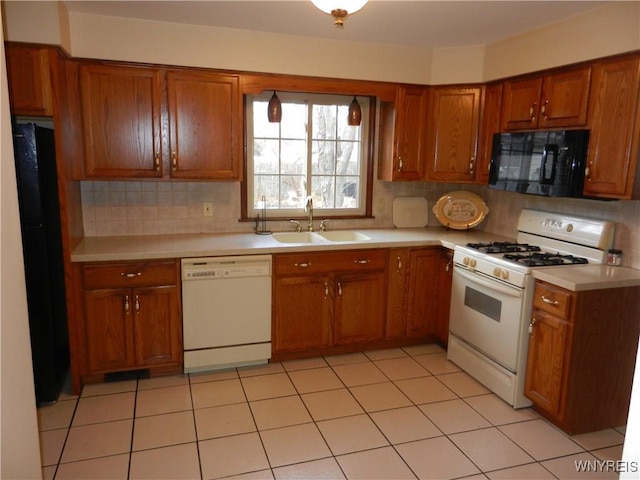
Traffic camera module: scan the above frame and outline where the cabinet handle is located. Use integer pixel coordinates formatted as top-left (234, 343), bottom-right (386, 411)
top-left (354, 259), bottom-right (371, 264)
top-left (541, 295), bottom-right (559, 305)
top-left (121, 272), bottom-right (142, 278)
top-left (445, 260), bottom-right (451, 272)
top-left (337, 282), bottom-right (343, 297)
top-left (124, 295), bottom-right (130, 314)
top-left (324, 281), bottom-right (329, 300)
top-left (541, 98), bottom-right (549, 120)
top-left (396, 256), bottom-right (402, 272)
top-left (294, 262), bottom-right (311, 268)
top-left (171, 152), bottom-right (178, 170)
top-left (528, 318), bottom-right (537, 335)
top-left (529, 102), bottom-right (537, 121)
top-left (397, 157), bottom-right (403, 172)
top-left (154, 152), bottom-right (160, 171)
top-left (469, 156), bottom-right (475, 174)
top-left (135, 295), bottom-right (140, 313)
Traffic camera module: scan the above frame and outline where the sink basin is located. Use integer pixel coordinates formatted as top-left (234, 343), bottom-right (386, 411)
top-left (271, 232), bottom-right (328, 244)
top-left (317, 231), bottom-right (371, 242)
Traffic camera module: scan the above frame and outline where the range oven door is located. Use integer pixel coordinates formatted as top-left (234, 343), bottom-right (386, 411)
top-left (449, 266), bottom-right (525, 372)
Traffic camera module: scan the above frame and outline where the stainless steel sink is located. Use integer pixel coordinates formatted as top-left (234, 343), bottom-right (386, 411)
top-left (317, 231), bottom-right (371, 242)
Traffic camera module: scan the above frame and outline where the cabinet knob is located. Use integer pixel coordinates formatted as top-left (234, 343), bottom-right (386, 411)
top-left (397, 157), bottom-right (403, 172)
top-left (154, 152), bottom-right (160, 171)
top-left (171, 152), bottom-right (178, 170)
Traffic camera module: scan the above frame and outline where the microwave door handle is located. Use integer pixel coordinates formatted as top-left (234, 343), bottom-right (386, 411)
top-left (540, 144), bottom-right (558, 184)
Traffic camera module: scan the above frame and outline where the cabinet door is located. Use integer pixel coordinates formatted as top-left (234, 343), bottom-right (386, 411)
top-left (435, 249), bottom-right (453, 346)
top-left (524, 308), bottom-right (571, 418)
top-left (80, 64), bottom-right (162, 178)
top-left (335, 271), bottom-right (386, 345)
top-left (476, 83), bottom-right (502, 184)
top-left (584, 56), bottom-right (640, 199)
top-left (425, 87), bottom-right (481, 182)
top-left (133, 285), bottom-right (182, 366)
top-left (379, 86), bottom-right (427, 181)
top-left (539, 67), bottom-right (591, 128)
top-left (406, 249), bottom-right (439, 338)
top-left (5, 46), bottom-right (53, 116)
top-left (501, 77), bottom-right (542, 131)
top-left (386, 248), bottom-right (409, 339)
top-left (167, 71), bottom-right (242, 180)
top-left (84, 288), bottom-right (136, 372)
top-left (273, 275), bottom-right (332, 353)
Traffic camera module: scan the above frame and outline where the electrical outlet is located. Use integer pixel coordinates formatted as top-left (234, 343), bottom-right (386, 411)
top-left (203, 202), bottom-right (213, 217)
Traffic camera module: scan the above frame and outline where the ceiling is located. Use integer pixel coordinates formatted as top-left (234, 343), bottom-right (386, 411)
top-left (62, 0), bottom-right (616, 48)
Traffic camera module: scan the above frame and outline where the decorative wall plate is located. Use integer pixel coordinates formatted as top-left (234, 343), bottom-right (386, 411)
top-left (432, 191), bottom-right (489, 230)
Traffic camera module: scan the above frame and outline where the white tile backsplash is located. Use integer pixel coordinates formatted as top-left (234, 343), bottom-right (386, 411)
top-left (80, 179), bottom-right (640, 269)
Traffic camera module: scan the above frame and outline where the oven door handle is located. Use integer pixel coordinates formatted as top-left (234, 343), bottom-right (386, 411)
top-left (454, 267), bottom-right (522, 298)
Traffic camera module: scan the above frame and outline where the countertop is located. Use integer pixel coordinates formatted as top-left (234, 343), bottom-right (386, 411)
top-left (71, 227), bottom-right (640, 291)
top-left (71, 227), bottom-right (508, 262)
top-left (532, 265), bottom-right (640, 291)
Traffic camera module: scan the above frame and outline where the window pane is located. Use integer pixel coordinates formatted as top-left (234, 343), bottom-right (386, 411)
top-left (312, 140), bottom-right (337, 175)
top-left (254, 175), bottom-right (279, 208)
top-left (337, 176), bottom-right (359, 208)
top-left (311, 176), bottom-right (336, 209)
top-left (253, 101), bottom-right (280, 138)
top-left (280, 175), bottom-right (305, 207)
top-left (281, 140), bottom-right (307, 174)
top-left (253, 139), bottom-right (280, 174)
top-left (281, 103), bottom-right (307, 139)
top-left (337, 141), bottom-right (360, 175)
top-left (312, 105), bottom-right (337, 140)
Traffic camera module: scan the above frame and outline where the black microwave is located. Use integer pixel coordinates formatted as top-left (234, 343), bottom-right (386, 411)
top-left (488, 130), bottom-right (590, 198)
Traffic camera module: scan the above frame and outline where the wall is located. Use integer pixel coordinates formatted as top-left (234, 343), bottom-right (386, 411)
top-left (0, 12), bottom-right (43, 480)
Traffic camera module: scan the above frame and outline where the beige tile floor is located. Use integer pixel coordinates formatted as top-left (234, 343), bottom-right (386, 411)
top-left (38, 345), bottom-right (626, 480)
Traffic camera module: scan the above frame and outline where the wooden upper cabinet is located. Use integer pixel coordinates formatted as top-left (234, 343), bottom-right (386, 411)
top-left (167, 71), bottom-right (242, 180)
top-left (425, 86), bottom-right (481, 182)
top-left (80, 64), bottom-right (163, 178)
top-left (501, 66), bottom-right (591, 131)
top-left (6, 45), bottom-right (55, 116)
top-left (476, 83), bottom-right (502, 184)
top-left (584, 55), bottom-right (640, 199)
top-left (378, 86), bottom-right (428, 181)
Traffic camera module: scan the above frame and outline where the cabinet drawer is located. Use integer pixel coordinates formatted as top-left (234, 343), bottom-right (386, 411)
top-left (83, 261), bottom-right (178, 289)
top-left (533, 282), bottom-right (572, 319)
top-left (274, 249), bottom-right (387, 276)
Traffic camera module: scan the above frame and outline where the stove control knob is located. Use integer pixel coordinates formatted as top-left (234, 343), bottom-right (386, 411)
top-left (469, 259), bottom-right (477, 268)
top-left (463, 257), bottom-right (470, 266)
top-left (493, 267), bottom-right (501, 277)
top-left (501, 270), bottom-right (509, 280)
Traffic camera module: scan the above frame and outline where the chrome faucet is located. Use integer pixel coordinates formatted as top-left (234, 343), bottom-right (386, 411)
top-left (305, 196), bottom-right (314, 231)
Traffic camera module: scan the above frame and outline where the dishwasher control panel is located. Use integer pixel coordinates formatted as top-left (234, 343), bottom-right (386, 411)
top-left (181, 255), bottom-right (272, 281)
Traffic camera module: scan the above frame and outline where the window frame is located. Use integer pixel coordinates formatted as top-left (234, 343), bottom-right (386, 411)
top-left (241, 92), bottom-right (376, 222)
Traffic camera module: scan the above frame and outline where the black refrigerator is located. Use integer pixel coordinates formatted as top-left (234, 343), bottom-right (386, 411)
top-left (12, 123), bottom-right (69, 405)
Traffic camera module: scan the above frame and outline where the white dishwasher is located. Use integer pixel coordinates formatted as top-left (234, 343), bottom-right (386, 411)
top-left (181, 255), bottom-right (272, 373)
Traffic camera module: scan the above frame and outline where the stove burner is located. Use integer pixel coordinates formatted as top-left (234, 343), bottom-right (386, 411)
top-left (466, 242), bottom-right (542, 254)
top-left (503, 252), bottom-right (589, 266)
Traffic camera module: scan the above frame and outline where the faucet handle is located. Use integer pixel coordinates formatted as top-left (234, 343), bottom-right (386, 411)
top-left (289, 219), bottom-right (302, 232)
top-left (319, 219), bottom-right (330, 231)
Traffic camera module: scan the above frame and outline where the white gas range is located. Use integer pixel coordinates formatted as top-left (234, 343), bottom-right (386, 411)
top-left (447, 209), bottom-right (615, 408)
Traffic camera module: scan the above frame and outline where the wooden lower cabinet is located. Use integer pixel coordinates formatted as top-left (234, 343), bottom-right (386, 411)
top-left (385, 247), bottom-right (452, 345)
top-left (81, 261), bottom-right (182, 379)
top-left (525, 281), bottom-right (640, 434)
top-left (272, 249), bottom-right (387, 357)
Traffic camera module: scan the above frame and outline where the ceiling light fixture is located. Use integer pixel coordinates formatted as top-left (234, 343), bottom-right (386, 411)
top-left (311, 0), bottom-right (368, 28)
top-left (267, 91), bottom-right (282, 123)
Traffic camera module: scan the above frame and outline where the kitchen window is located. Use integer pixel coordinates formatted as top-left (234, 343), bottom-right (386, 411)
top-left (244, 92), bottom-right (373, 220)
